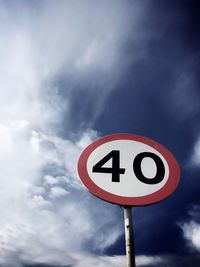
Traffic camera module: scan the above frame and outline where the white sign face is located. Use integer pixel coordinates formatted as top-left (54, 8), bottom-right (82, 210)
top-left (78, 134), bottom-right (180, 206)
top-left (87, 140), bottom-right (169, 197)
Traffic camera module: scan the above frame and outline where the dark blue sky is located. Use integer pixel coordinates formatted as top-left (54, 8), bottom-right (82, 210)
top-left (99, 0), bottom-right (200, 262)
top-left (62, 0), bottom-right (200, 266)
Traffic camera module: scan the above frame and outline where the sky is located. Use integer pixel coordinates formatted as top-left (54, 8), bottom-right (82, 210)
top-left (0, 0), bottom-right (199, 266)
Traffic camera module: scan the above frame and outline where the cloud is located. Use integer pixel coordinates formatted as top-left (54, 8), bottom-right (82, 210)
top-left (180, 203), bottom-right (200, 252)
top-left (191, 137), bottom-right (200, 166)
top-left (182, 221), bottom-right (200, 251)
top-left (0, 0), bottom-right (142, 266)
top-left (69, 254), bottom-right (166, 267)
top-left (49, 187), bottom-right (69, 199)
top-left (136, 255), bottom-right (164, 266)
top-left (29, 0), bottom-right (146, 129)
top-left (0, 124), bottom-right (123, 266)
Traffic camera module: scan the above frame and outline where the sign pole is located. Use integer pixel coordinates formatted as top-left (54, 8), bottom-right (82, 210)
top-left (124, 207), bottom-right (136, 267)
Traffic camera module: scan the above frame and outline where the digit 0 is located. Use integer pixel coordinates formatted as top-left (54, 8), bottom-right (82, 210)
top-left (133, 152), bottom-right (165, 184)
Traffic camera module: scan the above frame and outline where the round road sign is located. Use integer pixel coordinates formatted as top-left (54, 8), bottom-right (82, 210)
top-left (77, 134), bottom-right (180, 206)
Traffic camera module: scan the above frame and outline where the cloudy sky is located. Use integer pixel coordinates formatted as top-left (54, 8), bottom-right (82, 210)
top-left (0, 0), bottom-right (199, 266)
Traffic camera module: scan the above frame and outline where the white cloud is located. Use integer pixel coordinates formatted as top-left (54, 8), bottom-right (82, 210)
top-left (71, 254), bottom-right (165, 267)
top-left (0, 0), bottom-right (144, 266)
top-left (44, 175), bottom-right (58, 186)
top-left (182, 221), bottom-right (200, 251)
top-left (50, 187), bottom-right (69, 198)
top-left (180, 203), bottom-right (200, 253)
top-left (136, 255), bottom-right (164, 266)
top-left (72, 254), bottom-right (125, 267)
top-left (191, 137), bottom-right (200, 166)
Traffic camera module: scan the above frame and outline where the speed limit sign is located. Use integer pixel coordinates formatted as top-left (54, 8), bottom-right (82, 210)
top-left (77, 134), bottom-right (180, 206)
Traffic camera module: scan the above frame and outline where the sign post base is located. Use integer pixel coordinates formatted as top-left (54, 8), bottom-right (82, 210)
top-left (124, 207), bottom-right (136, 267)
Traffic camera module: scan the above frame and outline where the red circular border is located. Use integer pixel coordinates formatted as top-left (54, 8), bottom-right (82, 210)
top-left (77, 134), bottom-right (180, 206)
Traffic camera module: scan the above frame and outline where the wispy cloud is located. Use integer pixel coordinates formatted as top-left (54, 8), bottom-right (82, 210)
top-left (69, 254), bottom-right (166, 267)
top-left (0, 0), bottom-right (143, 265)
top-left (191, 137), bottom-right (200, 166)
top-left (182, 221), bottom-right (200, 251)
top-left (180, 203), bottom-right (200, 252)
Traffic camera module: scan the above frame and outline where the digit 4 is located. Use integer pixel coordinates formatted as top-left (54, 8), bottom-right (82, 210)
top-left (92, 150), bottom-right (125, 182)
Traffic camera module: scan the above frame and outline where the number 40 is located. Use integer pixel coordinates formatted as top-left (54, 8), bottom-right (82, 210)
top-left (92, 150), bottom-right (165, 185)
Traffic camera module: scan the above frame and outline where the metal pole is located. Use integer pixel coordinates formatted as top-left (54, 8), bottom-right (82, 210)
top-left (124, 207), bottom-right (136, 267)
